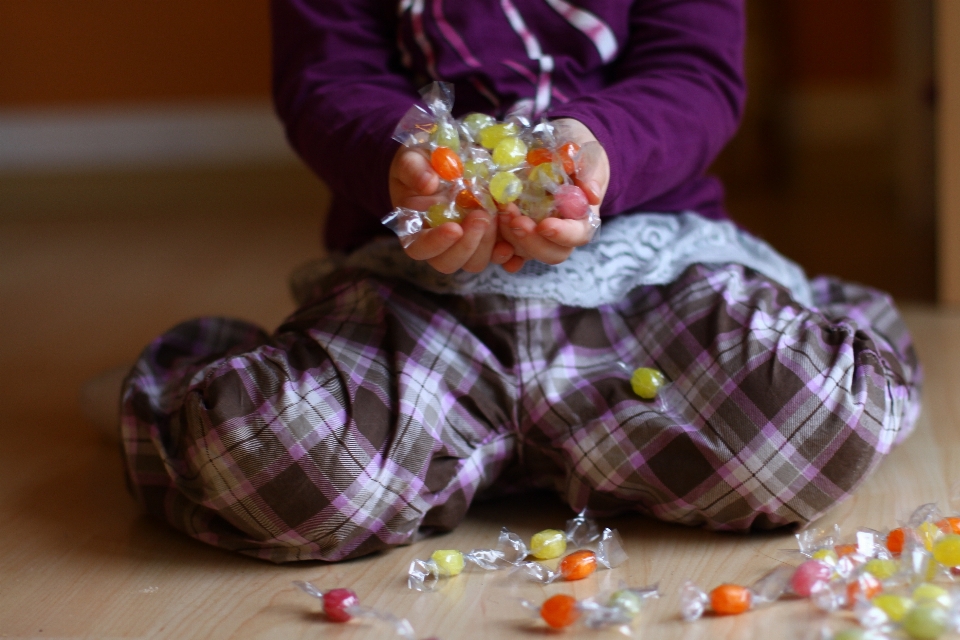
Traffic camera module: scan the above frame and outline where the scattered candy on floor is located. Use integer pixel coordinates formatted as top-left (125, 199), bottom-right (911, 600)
top-left (293, 499), bottom-right (960, 638)
top-left (407, 510), bottom-right (627, 591)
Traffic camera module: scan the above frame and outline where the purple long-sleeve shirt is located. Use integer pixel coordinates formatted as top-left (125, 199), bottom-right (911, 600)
top-left (271, 0), bottom-right (746, 252)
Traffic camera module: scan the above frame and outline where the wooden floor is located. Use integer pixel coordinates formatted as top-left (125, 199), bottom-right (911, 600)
top-left (0, 165), bottom-right (957, 639)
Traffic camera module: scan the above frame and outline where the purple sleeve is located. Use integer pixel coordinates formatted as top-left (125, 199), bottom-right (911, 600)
top-left (271, 0), bottom-right (417, 219)
top-left (546, 0), bottom-right (746, 218)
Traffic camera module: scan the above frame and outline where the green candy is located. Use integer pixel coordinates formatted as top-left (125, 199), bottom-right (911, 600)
top-left (630, 367), bottom-right (666, 400)
top-left (608, 590), bottom-right (644, 617)
top-left (426, 202), bottom-right (462, 228)
top-left (462, 113), bottom-right (495, 138)
top-left (901, 604), bottom-right (948, 640)
top-left (831, 630), bottom-right (866, 640)
top-left (432, 120), bottom-right (460, 151)
top-left (913, 583), bottom-right (951, 607)
top-left (463, 159), bottom-right (490, 181)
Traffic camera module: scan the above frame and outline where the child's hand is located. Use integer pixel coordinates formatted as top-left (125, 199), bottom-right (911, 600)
top-left (389, 148), bottom-right (515, 273)
top-left (498, 118), bottom-right (609, 273)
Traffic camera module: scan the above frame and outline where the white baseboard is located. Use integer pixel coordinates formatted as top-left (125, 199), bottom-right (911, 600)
top-left (0, 101), bottom-right (298, 171)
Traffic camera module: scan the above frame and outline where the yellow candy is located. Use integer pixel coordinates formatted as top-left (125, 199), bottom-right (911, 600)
top-left (431, 549), bottom-right (465, 576)
top-left (932, 533), bottom-right (960, 567)
top-left (492, 136), bottom-right (527, 169)
top-left (426, 203), bottom-right (462, 228)
top-left (631, 367), bottom-right (666, 400)
top-left (530, 529), bottom-right (567, 560)
top-left (812, 548), bottom-right (839, 566)
top-left (489, 172), bottom-right (522, 204)
top-left (529, 162), bottom-right (563, 188)
top-left (478, 122), bottom-right (519, 149)
top-left (872, 594), bottom-right (913, 622)
top-left (912, 583), bottom-right (951, 607)
top-left (917, 521), bottom-right (943, 551)
top-left (864, 558), bottom-right (899, 580)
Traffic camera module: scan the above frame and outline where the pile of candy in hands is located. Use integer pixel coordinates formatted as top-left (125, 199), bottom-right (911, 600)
top-left (407, 510), bottom-right (627, 591)
top-left (382, 82), bottom-right (602, 248)
top-left (678, 501), bottom-right (960, 640)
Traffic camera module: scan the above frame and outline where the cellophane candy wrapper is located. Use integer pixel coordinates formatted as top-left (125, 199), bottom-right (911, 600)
top-left (518, 527), bottom-right (627, 584)
top-left (293, 581), bottom-right (416, 639)
top-left (519, 584), bottom-right (660, 632)
top-left (382, 81), bottom-right (602, 248)
top-left (679, 565), bottom-right (794, 622)
top-left (407, 510), bottom-right (606, 591)
top-left (407, 545), bottom-right (518, 592)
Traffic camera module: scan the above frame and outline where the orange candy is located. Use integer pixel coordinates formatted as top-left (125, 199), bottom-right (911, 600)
top-left (835, 543), bottom-right (858, 557)
top-left (846, 573), bottom-right (882, 607)
top-left (710, 584), bottom-right (752, 615)
top-left (558, 142), bottom-right (580, 176)
top-left (558, 550), bottom-right (597, 581)
top-left (938, 517), bottom-right (960, 535)
top-left (887, 528), bottom-right (905, 554)
top-left (526, 147), bottom-right (554, 166)
top-left (540, 594), bottom-right (580, 628)
top-left (455, 189), bottom-right (483, 211)
top-left (431, 147), bottom-right (463, 181)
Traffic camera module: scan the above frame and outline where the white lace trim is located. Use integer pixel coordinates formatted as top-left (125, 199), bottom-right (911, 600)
top-left (339, 212), bottom-right (813, 308)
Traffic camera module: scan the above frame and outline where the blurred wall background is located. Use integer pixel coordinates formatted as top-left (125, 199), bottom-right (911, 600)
top-left (0, 1), bottom-right (270, 105)
top-left (713, 0), bottom-right (936, 302)
top-left (0, 0), bottom-right (939, 303)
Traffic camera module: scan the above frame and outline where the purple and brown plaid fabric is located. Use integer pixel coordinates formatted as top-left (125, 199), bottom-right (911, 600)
top-left (120, 263), bottom-right (921, 563)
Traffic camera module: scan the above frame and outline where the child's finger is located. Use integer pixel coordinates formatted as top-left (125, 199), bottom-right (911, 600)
top-left (498, 209), bottom-right (537, 240)
top-left (499, 215), bottom-right (573, 265)
top-left (502, 255), bottom-right (527, 272)
top-left (404, 223), bottom-right (463, 261)
top-left (574, 178), bottom-right (603, 206)
top-left (394, 150), bottom-right (439, 194)
top-left (507, 233), bottom-right (573, 265)
top-left (427, 213), bottom-right (490, 274)
top-left (535, 217), bottom-right (595, 248)
top-left (461, 211), bottom-right (499, 273)
top-left (491, 239), bottom-right (515, 265)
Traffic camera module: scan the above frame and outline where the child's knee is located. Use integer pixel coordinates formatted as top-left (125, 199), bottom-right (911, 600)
top-left (163, 348), bottom-right (401, 561)
top-left (566, 403), bottom-right (890, 532)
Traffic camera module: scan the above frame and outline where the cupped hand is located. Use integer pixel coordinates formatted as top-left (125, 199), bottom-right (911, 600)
top-left (497, 205), bottom-right (598, 272)
top-left (389, 147), bottom-right (514, 273)
top-left (497, 118), bottom-right (609, 272)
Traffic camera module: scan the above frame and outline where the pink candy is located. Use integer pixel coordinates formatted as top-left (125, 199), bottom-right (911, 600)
top-left (323, 588), bottom-right (360, 622)
top-left (553, 184), bottom-right (590, 220)
top-left (790, 560), bottom-right (833, 597)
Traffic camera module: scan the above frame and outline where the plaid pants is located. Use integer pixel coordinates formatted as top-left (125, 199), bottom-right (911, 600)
top-left (121, 263), bottom-right (921, 563)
